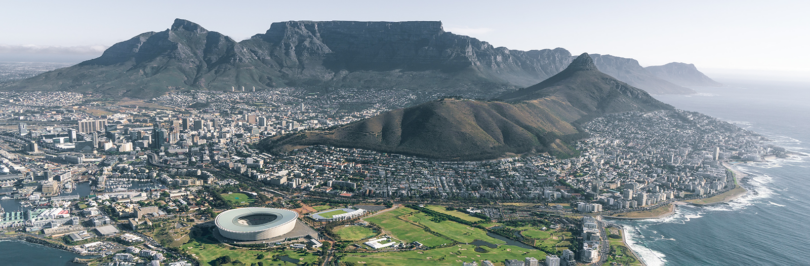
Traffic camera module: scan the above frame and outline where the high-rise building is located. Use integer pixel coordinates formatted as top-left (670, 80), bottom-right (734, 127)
top-left (525, 257), bottom-right (540, 266)
top-left (68, 129), bottom-right (77, 143)
top-left (92, 132), bottom-right (98, 148)
top-left (623, 189), bottom-right (634, 200)
top-left (543, 255), bottom-right (559, 266)
top-left (247, 114), bottom-right (257, 124)
top-left (561, 249), bottom-right (575, 266)
top-left (28, 141), bottom-right (38, 153)
top-left (636, 193), bottom-right (647, 207)
top-left (193, 120), bottom-right (203, 131)
top-left (715, 147), bottom-right (720, 161)
top-left (182, 118), bottom-right (192, 131)
top-left (257, 117), bottom-right (267, 127)
top-left (18, 123), bottom-right (26, 136)
top-left (78, 119), bottom-right (107, 133)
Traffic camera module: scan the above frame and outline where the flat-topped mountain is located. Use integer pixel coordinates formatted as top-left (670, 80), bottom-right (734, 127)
top-left (6, 19), bottom-right (703, 98)
top-left (646, 62), bottom-right (722, 87)
top-left (262, 53), bottom-right (673, 160)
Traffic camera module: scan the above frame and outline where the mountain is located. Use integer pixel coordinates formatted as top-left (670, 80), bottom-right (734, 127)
top-left (262, 53), bottom-right (673, 160)
top-left (646, 62), bottom-right (722, 87)
top-left (589, 54), bottom-right (694, 94)
top-left (6, 19), bottom-right (705, 98)
top-left (498, 53), bottom-right (674, 114)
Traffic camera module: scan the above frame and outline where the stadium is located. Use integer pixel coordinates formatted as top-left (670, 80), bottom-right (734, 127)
top-left (311, 208), bottom-right (365, 221)
top-left (215, 207), bottom-right (298, 241)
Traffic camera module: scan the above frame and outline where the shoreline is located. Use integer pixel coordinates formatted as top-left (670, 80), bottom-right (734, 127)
top-left (604, 203), bottom-right (677, 220)
top-left (684, 162), bottom-right (748, 206)
top-left (619, 225), bottom-right (647, 266)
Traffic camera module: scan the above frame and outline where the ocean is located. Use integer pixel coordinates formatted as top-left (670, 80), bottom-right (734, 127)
top-left (0, 239), bottom-right (88, 266)
top-left (618, 78), bottom-right (810, 265)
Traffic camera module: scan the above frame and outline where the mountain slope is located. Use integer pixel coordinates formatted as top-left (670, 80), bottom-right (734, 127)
top-left (499, 53), bottom-right (673, 115)
top-left (7, 19), bottom-right (709, 98)
top-left (8, 19), bottom-right (280, 98)
top-left (589, 54), bottom-right (694, 94)
top-left (646, 62), bottom-right (722, 87)
top-left (263, 53), bottom-right (673, 160)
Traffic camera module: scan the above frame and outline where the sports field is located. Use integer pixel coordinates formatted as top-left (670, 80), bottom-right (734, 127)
top-left (220, 193), bottom-right (254, 205)
top-left (319, 209), bottom-right (348, 219)
top-left (182, 228), bottom-right (318, 265)
top-left (334, 225), bottom-right (378, 241)
top-left (340, 244), bottom-right (546, 266)
top-left (311, 205), bottom-right (333, 211)
top-left (407, 212), bottom-right (503, 244)
top-left (425, 205), bottom-right (483, 222)
top-left (365, 207), bottom-right (451, 247)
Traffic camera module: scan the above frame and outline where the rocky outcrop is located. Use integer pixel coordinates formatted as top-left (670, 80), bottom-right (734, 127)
top-left (646, 62), bottom-right (722, 87)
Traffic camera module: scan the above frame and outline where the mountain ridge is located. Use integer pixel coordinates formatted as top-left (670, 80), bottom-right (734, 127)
top-left (646, 62), bottom-right (722, 87)
top-left (6, 19), bottom-right (703, 98)
top-left (262, 53), bottom-right (673, 160)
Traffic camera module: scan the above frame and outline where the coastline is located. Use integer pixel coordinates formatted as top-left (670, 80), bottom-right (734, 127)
top-left (619, 225), bottom-right (647, 266)
top-left (685, 162), bottom-right (748, 206)
top-left (604, 203), bottom-right (676, 220)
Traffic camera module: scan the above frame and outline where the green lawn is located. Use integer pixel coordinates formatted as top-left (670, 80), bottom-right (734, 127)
top-left (340, 244), bottom-right (546, 266)
top-left (521, 229), bottom-right (552, 239)
top-left (425, 205), bottom-right (483, 223)
top-left (334, 225), bottom-right (378, 241)
top-left (522, 229), bottom-right (572, 250)
top-left (318, 209), bottom-right (348, 219)
top-left (606, 228), bottom-right (642, 266)
top-left (220, 193), bottom-right (254, 206)
top-left (311, 205), bottom-right (333, 211)
top-left (365, 207), bottom-right (451, 247)
top-left (407, 212), bottom-right (504, 245)
top-left (182, 228), bottom-right (318, 266)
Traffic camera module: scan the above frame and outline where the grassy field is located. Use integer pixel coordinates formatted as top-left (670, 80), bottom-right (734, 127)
top-left (340, 244), bottom-right (546, 266)
top-left (365, 207), bottom-right (451, 247)
top-left (521, 229), bottom-right (552, 239)
top-left (318, 209), bottom-right (348, 219)
top-left (606, 227), bottom-right (642, 266)
top-left (182, 228), bottom-right (318, 266)
top-left (311, 205), bottom-right (333, 211)
top-left (425, 205), bottom-right (483, 223)
top-left (220, 193), bottom-right (254, 206)
top-left (334, 225), bottom-right (378, 241)
top-left (609, 203), bottom-right (674, 219)
top-left (407, 212), bottom-right (503, 245)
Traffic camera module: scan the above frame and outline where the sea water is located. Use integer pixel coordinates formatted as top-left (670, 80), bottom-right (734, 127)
top-left (617, 79), bottom-right (810, 265)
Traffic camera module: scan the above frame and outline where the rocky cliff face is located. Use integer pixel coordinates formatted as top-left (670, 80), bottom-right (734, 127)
top-left (646, 62), bottom-right (722, 87)
top-left (7, 19), bottom-right (708, 98)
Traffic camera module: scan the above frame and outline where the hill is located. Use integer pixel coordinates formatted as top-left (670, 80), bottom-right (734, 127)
top-left (262, 53), bottom-right (673, 160)
top-left (6, 19), bottom-right (705, 98)
top-left (646, 62), bottom-right (722, 87)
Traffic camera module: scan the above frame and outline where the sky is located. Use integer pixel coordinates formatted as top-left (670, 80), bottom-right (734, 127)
top-left (1, 0), bottom-right (808, 79)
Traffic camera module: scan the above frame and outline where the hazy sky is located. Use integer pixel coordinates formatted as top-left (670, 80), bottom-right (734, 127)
top-left (1, 0), bottom-right (808, 77)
